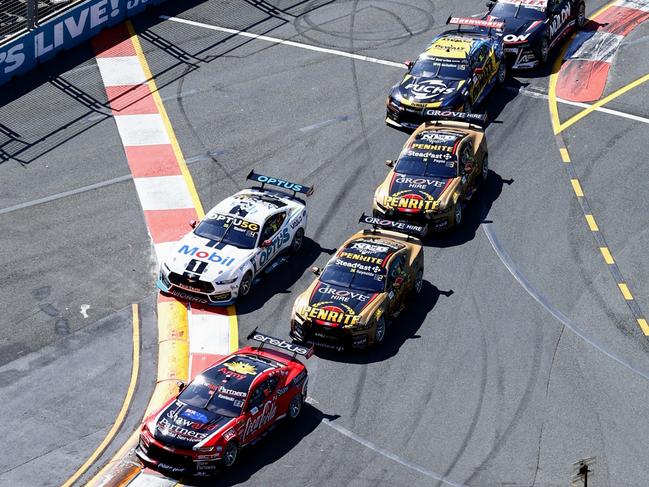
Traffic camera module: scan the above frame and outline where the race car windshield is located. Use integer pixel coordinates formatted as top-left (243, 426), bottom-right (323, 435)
top-left (396, 155), bottom-right (458, 179)
top-left (320, 260), bottom-right (386, 293)
top-left (194, 214), bottom-right (259, 249)
top-left (491, 2), bottom-right (546, 20)
top-left (411, 58), bottom-right (468, 80)
top-left (178, 377), bottom-right (243, 417)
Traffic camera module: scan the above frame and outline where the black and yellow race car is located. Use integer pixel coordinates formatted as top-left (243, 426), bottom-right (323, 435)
top-left (290, 216), bottom-right (425, 351)
top-left (386, 17), bottom-right (506, 130)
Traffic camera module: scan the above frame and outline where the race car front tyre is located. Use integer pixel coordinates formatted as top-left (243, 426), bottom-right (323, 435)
top-left (464, 100), bottom-right (473, 113)
top-left (374, 316), bottom-right (386, 345)
top-left (482, 153), bottom-right (489, 182)
top-left (290, 228), bottom-right (304, 254)
top-left (497, 61), bottom-right (507, 85)
top-left (538, 37), bottom-right (550, 65)
top-left (454, 203), bottom-right (463, 227)
top-left (412, 269), bottom-right (424, 295)
top-left (577, 2), bottom-right (586, 28)
top-left (222, 441), bottom-right (238, 468)
top-left (288, 393), bottom-right (303, 420)
top-left (238, 271), bottom-right (253, 297)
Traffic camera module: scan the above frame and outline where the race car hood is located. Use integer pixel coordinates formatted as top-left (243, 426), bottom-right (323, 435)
top-left (299, 281), bottom-right (380, 328)
top-left (153, 400), bottom-right (233, 450)
top-left (396, 76), bottom-right (465, 107)
top-left (165, 233), bottom-right (254, 283)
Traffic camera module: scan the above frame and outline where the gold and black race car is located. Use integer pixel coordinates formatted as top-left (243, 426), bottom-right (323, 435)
top-left (373, 110), bottom-right (488, 232)
top-left (289, 216), bottom-right (425, 351)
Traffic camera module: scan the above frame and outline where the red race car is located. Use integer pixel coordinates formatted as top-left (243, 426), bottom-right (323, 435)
top-left (136, 330), bottom-right (313, 476)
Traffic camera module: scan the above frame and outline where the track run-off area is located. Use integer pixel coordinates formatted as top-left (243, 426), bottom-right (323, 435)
top-left (1, 1), bottom-right (649, 486)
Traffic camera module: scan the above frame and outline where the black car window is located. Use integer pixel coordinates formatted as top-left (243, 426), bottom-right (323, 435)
top-left (411, 58), bottom-right (468, 80)
top-left (472, 45), bottom-right (489, 67)
top-left (261, 212), bottom-right (286, 241)
top-left (247, 380), bottom-right (268, 410)
top-left (195, 213), bottom-right (259, 249)
top-left (388, 254), bottom-right (407, 286)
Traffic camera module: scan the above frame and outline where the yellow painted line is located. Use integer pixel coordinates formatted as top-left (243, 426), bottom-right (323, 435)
top-left (557, 72), bottom-right (649, 133)
top-left (228, 305), bottom-right (239, 353)
top-left (585, 214), bottom-right (599, 232)
top-left (559, 147), bottom-right (571, 163)
top-left (599, 247), bottom-right (615, 264)
top-left (570, 179), bottom-right (584, 197)
top-left (637, 319), bottom-right (649, 336)
top-left (61, 304), bottom-right (140, 487)
top-left (126, 21), bottom-right (205, 219)
top-left (618, 283), bottom-right (633, 300)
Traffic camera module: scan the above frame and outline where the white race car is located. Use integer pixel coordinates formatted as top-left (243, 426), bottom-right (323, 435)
top-left (157, 171), bottom-right (313, 305)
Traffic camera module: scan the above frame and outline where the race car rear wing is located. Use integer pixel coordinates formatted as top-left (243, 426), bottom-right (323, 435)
top-left (424, 109), bottom-right (488, 128)
top-left (447, 16), bottom-right (505, 32)
top-left (247, 170), bottom-right (314, 198)
top-left (247, 328), bottom-right (314, 359)
top-left (359, 214), bottom-right (428, 239)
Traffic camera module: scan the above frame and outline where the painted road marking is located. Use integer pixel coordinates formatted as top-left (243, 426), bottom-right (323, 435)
top-left (61, 304), bottom-right (140, 487)
top-left (96, 56), bottom-right (148, 86)
top-left (600, 246), bottom-right (615, 264)
top-left (619, 283), bottom-right (634, 300)
top-left (161, 16), bottom-right (406, 69)
top-left (566, 31), bottom-right (624, 63)
top-left (133, 176), bottom-right (195, 210)
top-left (560, 147), bottom-right (571, 163)
top-left (638, 319), bottom-right (649, 334)
top-left (114, 113), bottom-right (171, 146)
top-left (571, 179), bottom-right (584, 197)
top-left (585, 214), bottom-right (599, 231)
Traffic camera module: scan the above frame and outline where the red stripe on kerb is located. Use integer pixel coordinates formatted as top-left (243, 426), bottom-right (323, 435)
top-left (596, 6), bottom-right (649, 36)
top-left (92, 24), bottom-right (135, 57)
top-left (157, 293), bottom-right (179, 304)
top-left (144, 208), bottom-right (198, 243)
top-left (556, 59), bottom-right (611, 102)
top-left (189, 304), bottom-right (228, 316)
top-left (125, 145), bottom-right (182, 178)
top-left (105, 85), bottom-right (158, 115)
top-left (190, 353), bottom-right (224, 379)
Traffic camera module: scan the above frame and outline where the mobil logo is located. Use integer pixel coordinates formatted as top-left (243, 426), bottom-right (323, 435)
top-left (177, 245), bottom-right (235, 266)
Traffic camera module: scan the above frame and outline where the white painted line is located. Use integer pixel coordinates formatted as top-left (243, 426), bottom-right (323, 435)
top-left (188, 313), bottom-right (230, 356)
top-left (516, 87), bottom-right (649, 126)
top-left (133, 176), bottom-right (195, 210)
top-left (114, 114), bottom-right (171, 146)
top-left (160, 15), bottom-right (406, 69)
top-left (96, 56), bottom-right (148, 86)
top-left (616, 0), bottom-right (649, 12)
top-left (126, 472), bottom-right (177, 487)
top-left (567, 31), bottom-right (624, 63)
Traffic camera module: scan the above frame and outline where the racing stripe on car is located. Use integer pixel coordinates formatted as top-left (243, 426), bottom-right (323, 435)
top-left (556, 0), bottom-right (649, 101)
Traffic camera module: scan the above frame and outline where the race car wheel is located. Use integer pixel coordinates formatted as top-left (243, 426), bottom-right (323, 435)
top-left (454, 203), bottom-right (463, 227)
top-left (539, 37), bottom-right (550, 65)
top-left (374, 316), bottom-right (386, 344)
top-left (288, 393), bottom-right (303, 420)
top-left (577, 2), bottom-right (586, 29)
top-left (222, 441), bottom-right (238, 468)
top-left (238, 271), bottom-right (253, 297)
top-left (496, 61), bottom-right (507, 85)
top-left (413, 269), bottom-right (423, 295)
top-left (482, 153), bottom-right (489, 182)
top-left (464, 99), bottom-right (473, 113)
top-left (290, 228), bottom-right (304, 254)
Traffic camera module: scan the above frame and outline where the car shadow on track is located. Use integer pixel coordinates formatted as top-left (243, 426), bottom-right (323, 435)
top-left (427, 169), bottom-right (513, 249)
top-left (235, 237), bottom-right (336, 315)
top-left (175, 403), bottom-right (339, 486)
top-left (313, 280), bottom-right (454, 365)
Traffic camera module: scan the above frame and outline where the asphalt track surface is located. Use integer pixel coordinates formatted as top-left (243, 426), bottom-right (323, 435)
top-left (2, 0), bottom-right (649, 486)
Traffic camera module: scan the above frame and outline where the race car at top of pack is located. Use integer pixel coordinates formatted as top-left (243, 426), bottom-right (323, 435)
top-left (290, 215), bottom-right (425, 351)
top-left (485, 0), bottom-right (586, 69)
top-left (386, 16), bottom-right (506, 130)
top-left (374, 110), bottom-right (489, 232)
top-left (157, 171), bottom-right (313, 306)
top-left (136, 331), bottom-right (312, 476)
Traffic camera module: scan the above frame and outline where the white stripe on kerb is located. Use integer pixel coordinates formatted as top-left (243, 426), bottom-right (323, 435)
top-left (154, 241), bottom-right (179, 263)
top-left (188, 312), bottom-right (231, 356)
top-left (616, 0), bottom-right (649, 12)
top-left (96, 56), bottom-right (148, 86)
top-left (566, 31), bottom-right (624, 62)
top-left (114, 114), bottom-right (171, 146)
top-left (125, 472), bottom-right (176, 487)
top-left (133, 176), bottom-right (195, 210)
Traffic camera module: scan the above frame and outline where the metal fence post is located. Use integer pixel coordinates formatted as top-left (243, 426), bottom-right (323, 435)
top-left (26, 0), bottom-right (37, 30)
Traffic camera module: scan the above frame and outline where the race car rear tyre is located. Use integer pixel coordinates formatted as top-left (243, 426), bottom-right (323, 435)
top-left (482, 153), bottom-right (489, 182)
top-left (238, 271), bottom-right (253, 297)
top-left (288, 393), bottom-right (303, 420)
top-left (539, 37), bottom-right (550, 65)
top-left (496, 61), bottom-right (507, 85)
top-left (374, 316), bottom-right (386, 344)
top-left (577, 2), bottom-right (586, 29)
top-left (223, 441), bottom-right (238, 468)
top-left (454, 204), bottom-right (463, 227)
top-left (464, 100), bottom-right (473, 113)
top-left (290, 228), bottom-right (304, 254)
top-left (413, 269), bottom-right (423, 295)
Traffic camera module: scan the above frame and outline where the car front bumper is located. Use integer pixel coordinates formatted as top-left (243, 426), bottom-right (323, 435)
top-left (290, 318), bottom-right (372, 351)
top-left (136, 438), bottom-right (222, 477)
top-left (157, 270), bottom-right (237, 306)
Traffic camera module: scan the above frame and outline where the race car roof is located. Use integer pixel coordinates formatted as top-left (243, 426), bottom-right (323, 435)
top-left (203, 355), bottom-right (276, 395)
top-left (337, 237), bottom-right (405, 269)
top-left (425, 34), bottom-right (475, 59)
top-left (496, 0), bottom-right (547, 7)
top-left (208, 190), bottom-right (286, 226)
top-left (406, 128), bottom-right (466, 155)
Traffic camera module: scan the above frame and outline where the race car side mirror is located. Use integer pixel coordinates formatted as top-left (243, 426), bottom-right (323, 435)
top-left (177, 380), bottom-right (186, 392)
top-left (189, 219), bottom-right (197, 229)
top-left (473, 67), bottom-right (484, 76)
top-left (261, 239), bottom-right (272, 248)
top-left (310, 266), bottom-right (321, 275)
top-left (385, 159), bottom-right (395, 168)
top-left (404, 59), bottom-right (413, 70)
